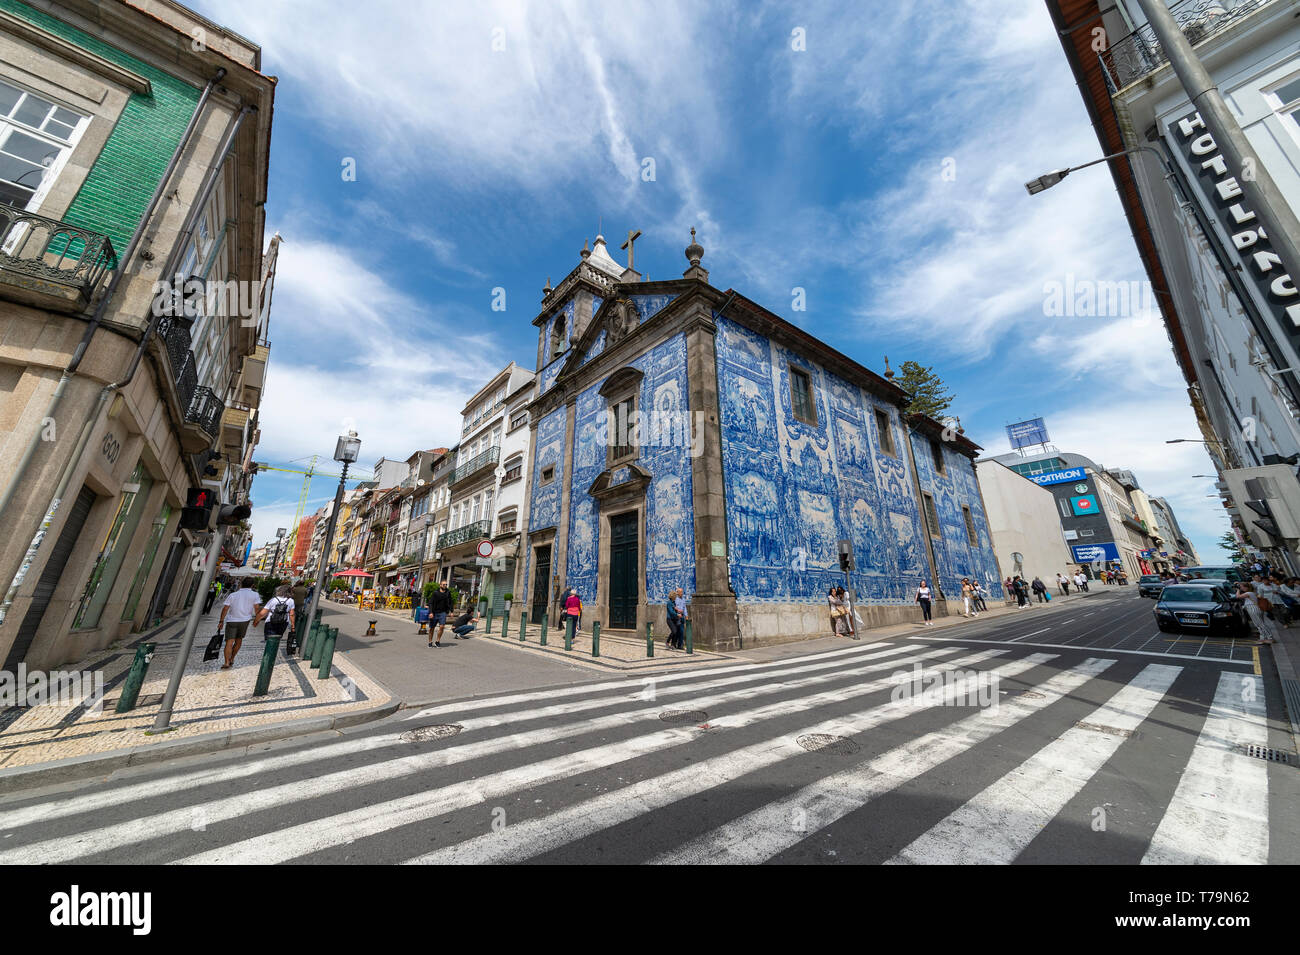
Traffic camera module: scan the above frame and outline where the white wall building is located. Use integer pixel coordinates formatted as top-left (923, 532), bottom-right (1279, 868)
top-left (975, 460), bottom-right (1077, 587)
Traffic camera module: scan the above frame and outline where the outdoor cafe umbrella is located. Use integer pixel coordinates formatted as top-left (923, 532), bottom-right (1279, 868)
top-left (225, 566), bottom-right (269, 578)
top-left (333, 569), bottom-right (374, 577)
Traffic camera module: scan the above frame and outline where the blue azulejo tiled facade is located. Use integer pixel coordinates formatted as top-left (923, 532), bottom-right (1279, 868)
top-left (520, 233), bottom-right (999, 650)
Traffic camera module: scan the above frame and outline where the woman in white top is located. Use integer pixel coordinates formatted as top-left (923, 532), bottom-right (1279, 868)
top-left (1237, 583), bottom-right (1278, 644)
top-left (915, 581), bottom-right (933, 626)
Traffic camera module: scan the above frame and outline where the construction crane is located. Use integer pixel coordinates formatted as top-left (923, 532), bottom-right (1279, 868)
top-left (250, 457), bottom-right (373, 574)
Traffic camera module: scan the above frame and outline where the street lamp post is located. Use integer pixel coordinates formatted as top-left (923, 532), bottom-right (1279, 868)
top-left (303, 431), bottom-right (360, 641)
top-left (269, 527), bottom-right (286, 578)
top-left (413, 513), bottom-right (435, 620)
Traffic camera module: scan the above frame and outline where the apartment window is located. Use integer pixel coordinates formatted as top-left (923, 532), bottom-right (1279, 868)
top-left (502, 455), bottom-right (523, 485)
top-left (1059, 499), bottom-right (1071, 518)
top-left (874, 409), bottom-right (896, 457)
top-left (498, 510), bottom-right (517, 535)
top-left (0, 79), bottom-right (87, 208)
top-left (962, 505), bottom-right (977, 546)
top-left (922, 492), bottom-right (941, 540)
top-left (1269, 74), bottom-right (1300, 144)
top-left (509, 410), bottom-right (528, 431)
top-left (931, 437), bottom-right (946, 476)
top-left (482, 489), bottom-right (493, 521)
top-left (789, 366), bottom-right (817, 425)
top-left (470, 495), bottom-right (480, 523)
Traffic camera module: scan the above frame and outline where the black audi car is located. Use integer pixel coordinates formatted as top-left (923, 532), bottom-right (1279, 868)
top-left (1153, 583), bottom-right (1247, 637)
top-left (1137, 574), bottom-right (1167, 598)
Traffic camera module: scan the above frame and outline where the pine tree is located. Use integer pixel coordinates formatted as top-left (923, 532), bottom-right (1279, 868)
top-left (1217, 530), bottom-right (1247, 563)
top-left (896, 360), bottom-right (955, 418)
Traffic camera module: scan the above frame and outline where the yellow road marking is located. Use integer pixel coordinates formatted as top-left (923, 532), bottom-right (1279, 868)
top-left (1253, 646), bottom-right (1261, 675)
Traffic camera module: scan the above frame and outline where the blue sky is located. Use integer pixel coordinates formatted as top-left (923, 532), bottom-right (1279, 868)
top-left (196, 0), bottom-right (1228, 562)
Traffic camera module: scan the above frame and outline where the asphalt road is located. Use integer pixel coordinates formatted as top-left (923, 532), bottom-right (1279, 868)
top-left (2, 588), bottom-right (1295, 865)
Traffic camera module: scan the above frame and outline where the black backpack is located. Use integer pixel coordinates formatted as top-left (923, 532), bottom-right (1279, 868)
top-left (268, 598), bottom-right (290, 632)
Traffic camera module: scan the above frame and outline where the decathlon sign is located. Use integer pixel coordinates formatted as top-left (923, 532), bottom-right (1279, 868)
top-left (1172, 111), bottom-right (1300, 363)
top-left (1028, 466), bottom-right (1086, 487)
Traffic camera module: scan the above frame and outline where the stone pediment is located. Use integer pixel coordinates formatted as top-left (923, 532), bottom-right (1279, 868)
top-left (588, 462), bottom-right (651, 502)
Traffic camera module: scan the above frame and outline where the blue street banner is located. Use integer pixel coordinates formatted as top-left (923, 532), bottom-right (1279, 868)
top-left (1070, 494), bottom-right (1099, 516)
top-left (1006, 417), bottom-right (1050, 450)
top-left (1071, 542), bottom-right (1120, 563)
top-left (1028, 466), bottom-right (1086, 486)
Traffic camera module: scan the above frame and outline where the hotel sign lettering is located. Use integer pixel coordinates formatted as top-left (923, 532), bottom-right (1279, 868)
top-left (1172, 111), bottom-right (1300, 360)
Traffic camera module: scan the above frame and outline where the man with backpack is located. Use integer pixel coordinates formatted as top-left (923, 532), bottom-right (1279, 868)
top-left (257, 584), bottom-right (296, 648)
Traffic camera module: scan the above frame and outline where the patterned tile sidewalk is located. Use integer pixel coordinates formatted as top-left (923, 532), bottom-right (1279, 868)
top-left (0, 610), bottom-right (392, 771)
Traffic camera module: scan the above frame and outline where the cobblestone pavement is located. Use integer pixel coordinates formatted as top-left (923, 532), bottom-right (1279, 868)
top-left (0, 610), bottom-right (390, 770)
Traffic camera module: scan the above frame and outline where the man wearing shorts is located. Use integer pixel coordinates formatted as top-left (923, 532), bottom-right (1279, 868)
top-left (427, 582), bottom-right (452, 647)
top-left (217, 579), bottom-right (262, 669)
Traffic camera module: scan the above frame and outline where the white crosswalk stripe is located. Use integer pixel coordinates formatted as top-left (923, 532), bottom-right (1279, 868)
top-left (1142, 672), bottom-right (1270, 865)
top-left (0, 641), bottom-right (1279, 866)
top-left (887, 663), bottom-right (1182, 864)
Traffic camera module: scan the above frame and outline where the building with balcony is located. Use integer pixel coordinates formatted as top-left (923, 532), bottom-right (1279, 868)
top-left (438, 362), bottom-right (535, 613)
top-left (1048, 0), bottom-right (1300, 573)
top-left (0, 0), bottom-right (275, 670)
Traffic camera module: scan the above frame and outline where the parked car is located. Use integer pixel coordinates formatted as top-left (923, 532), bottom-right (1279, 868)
top-left (1153, 583), bottom-right (1247, 637)
top-left (1137, 574), bottom-right (1167, 598)
top-left (1179, 565), bottom-right (1248, 583)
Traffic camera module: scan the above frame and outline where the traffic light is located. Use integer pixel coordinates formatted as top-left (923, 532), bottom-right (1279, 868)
top-left (216, 502), bottom-right (251, 526)
top-left (179, 487), bottom-right (214, 530)
top-left (838, 538), bottom-right (854, 573)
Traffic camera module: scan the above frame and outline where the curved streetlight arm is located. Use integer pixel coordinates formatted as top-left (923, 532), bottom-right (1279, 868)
top-left (1026, 145), bottom-right (1177, 196)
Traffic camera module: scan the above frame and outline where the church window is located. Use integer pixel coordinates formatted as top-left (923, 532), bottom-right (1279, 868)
top-left (922, 492), bottom-right (941, 540)
top-left (541, 465), bottom-right (555, 484)
top-left (962, 505), bottom-right (977, 546)
top-left (608, 396), bottom-right (637, 464)
top-left (789, 366), bottom-right (816, 425)
top-left (874, 409), bottom-right (896, 457)
top-left (931, 437), bottom-right (946, 476)
top-left (550, 314), bottom-right (567, 360)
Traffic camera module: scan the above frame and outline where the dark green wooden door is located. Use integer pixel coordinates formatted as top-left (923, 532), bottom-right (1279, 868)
top-left (530, 545), bottom-right (551, 624)
top-left (609, 512), bottom-right (638, 629)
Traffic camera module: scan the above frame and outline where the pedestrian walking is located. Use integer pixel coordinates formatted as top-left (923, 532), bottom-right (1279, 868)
top-left (1057, 573), bottom-right (1069, 596)
top-left (1238, 583), bottom-right (1279, 644)
top-left (961, 578), bottom-right (979, 617)
top-left (427, 582), bottom-right (452, 647)
top-left (563, 587), bottom-right (582, 641)
top-left (916, 579), bottom-right (934, 626)
top-left (837, 586), bottom-right (857, 638)
top-left (216, 579), bottom-right (262, 669)
top-left (675, 588), bottom-right (690, 647)
top-left (974, 581), bottom-right (989, 612)
top-left (1032, 576), bottom-right (1047, 603)
top-left (256, 584), bottom-right (296, 644)
top-left (203, 580), bottom-right (220, 614)
top-left (666, 589), bottom-right (683, 649)
top-left (1075, 571), bottom-right (1088, 592)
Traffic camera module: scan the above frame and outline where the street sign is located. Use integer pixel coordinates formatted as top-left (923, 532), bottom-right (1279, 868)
top-left (476, 539), bottom-right (493, 559)
top-left (475, 557), bottom-right (493, 567)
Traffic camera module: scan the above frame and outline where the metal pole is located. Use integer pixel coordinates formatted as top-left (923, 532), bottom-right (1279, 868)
top-left (152, 528), bottom-right (224, 730)
top-left (303, 462), bottom-right (348, 648)
top-left (1133, 0), bottom-right (1300, 290)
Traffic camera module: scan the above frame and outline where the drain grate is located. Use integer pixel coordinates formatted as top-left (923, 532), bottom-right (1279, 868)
top-left (1075, 721), bottom-right (1136, 739)
top-left (100, 693), bottom-right (164, 710)
top-left (659, 709), bottom-right (707, 724)
top-left (401, 724), bottom-right (463, 743)
top-left (1240, 744), bottom-right (1293, 765)
top-left (797, 733), bottom-right (861, 756)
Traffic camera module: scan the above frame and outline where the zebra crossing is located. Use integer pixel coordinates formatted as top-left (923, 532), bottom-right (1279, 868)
top-left (0, 636), bottom-right (1288, 865)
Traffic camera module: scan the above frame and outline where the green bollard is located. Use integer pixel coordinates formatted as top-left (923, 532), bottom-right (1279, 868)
top-left (486, 605), bottom-right (494, 631)
top-left (311, 620), bottom-right (327, 669)
top-left (540, 613), bottom-right (548, 646)
top-left (501, 609), bottom-right (509, 637)
top-left (115, 642), bottom-right (156, 713)
top-left (302, 621), bottom-right (319, 660)
top-left (685, 618), bottom-right (693, 655)
top-left (564, 615), bottom-right (573, 651)
top-left (317, 626), bottom-right (338, 679)
top-left (520, 611), bottom-right (527, 641)
top-left (646, 621), bottom-right (654, 658)
top-left (592, 621), bottom-right (600, 658)
top-left (253, 635), bottom-right (281, 695)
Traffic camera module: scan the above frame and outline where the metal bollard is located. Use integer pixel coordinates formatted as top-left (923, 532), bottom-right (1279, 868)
top-left (520, 611), bottom-right (527, 641)
top-left (311, 621), bottom-right (327, 668)
top-left (317, 626), bottom-right (338, 679)
top-left (540, 613), bottom-right (548, 646)
top-left (253, 635), bottom-right (281, 696)
top-left (646, 621), bottom-right (654, 658)
top-left (485, 605), bottom-right (494, 631)
top-left (501, 609), bottom-right (508, 637)
top-left (115, 642), bottom-right (156, 713)
top-left (302, 621), bottom-right (319, 660)
top-left (592, 621), bottom-right (600, 658)
top-left (564, 615), bottom-right (573, 651)
top-left (685, 618), bottom-right (693, 655)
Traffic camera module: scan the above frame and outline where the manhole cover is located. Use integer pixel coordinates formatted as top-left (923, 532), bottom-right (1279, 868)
top-left (1240, 744), bottom-right (1293, 765)
top-left (1018, 691), bottom-right (1045, 700)
top-left (401, 724), bottom-right (463, 742)
top-left (1075, 721), bottom-right (1136, 739)
top-left (797, 734), bottom-right (861, 756)
top-left (659, 709), bottom-right (707, 724)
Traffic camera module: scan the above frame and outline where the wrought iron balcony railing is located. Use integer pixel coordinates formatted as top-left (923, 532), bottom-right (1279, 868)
top-left (1100, 0), bottom-right (1274, 92)
top-left (186, 385), bottom-right (222, 438)
top-left (450, 445), bottom-right (499, 486)
top-left (0, 207), bottom-right (116, 309)
top-left (437, 519), bottom-right (492, 551)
